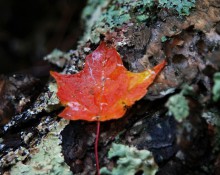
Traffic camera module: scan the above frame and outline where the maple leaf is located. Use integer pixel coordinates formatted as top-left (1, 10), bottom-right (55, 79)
top-left (50, 42), bottom-right (166, 175)
top-left (50, 42), bottom-right (166, 122)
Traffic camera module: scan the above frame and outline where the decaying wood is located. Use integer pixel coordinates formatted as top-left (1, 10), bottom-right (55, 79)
top-left (0, 0), bottom-right (220, 175)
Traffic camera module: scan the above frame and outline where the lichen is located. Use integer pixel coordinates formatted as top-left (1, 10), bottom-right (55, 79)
top-left (100, 143), bottom-right (158, 175)
top-left (44, 49), bottom-right (71, 68)
top-left (202, 110), bottom-right (220, 126)
top-left (161, 36), bottom-right (168, 42)
top-left (9, 119), bottom-right (72, 175)
top-left (136, 14), bottom-right (148, 22)
top-left (81, 0), bottom-right (196, 44)
top-left (158, 0), bottom-right (196, 16)
top-left (166, 93), bottom-right (189, 122)
top-left (81, 0), bottom-right (155, 44)
top-left (44, 82), bottom-right (60, 112)
top-left (165, 85), bottom-right (193, 122)
top-left (81, 0), bottom-right (110, 44)
top-left (0, 147), bottom-right (29, 168)
top-left (212, 72), bottom-right (220, 102)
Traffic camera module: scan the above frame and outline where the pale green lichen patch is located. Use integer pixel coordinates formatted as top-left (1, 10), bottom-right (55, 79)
top-left (202, 110), bottom-right (220, 126)
top-left (44, 82), bottom-right (60, 112)
top-left (9, 119), bottom-right (72, 175)
top-left (81, 0), bottom-right (196, 44)
top-left (136, 14), bottom-right (148, 22)
top-left (100, 143), bottom-right (158, 175)
top-left (81, 0), bottom-right (155, 44)
top-left (44, 49), bottom-right (71, 68)
top-left (81, 0), bottom-right (110, 43)
top-left (166, 85), bottom-right (193, 122)
top-left (212, 72), bottom-right (220, 102)
top-left (161, 36), bottom-right (168, 42)
top-left (0, 147), bottom-right (29, 168)
top-left (81, 0), bottom-right (108, 21)
top-left (159, 0), bottom-right (196, 16)
top-left (166, 93), bottom-right (189, 122)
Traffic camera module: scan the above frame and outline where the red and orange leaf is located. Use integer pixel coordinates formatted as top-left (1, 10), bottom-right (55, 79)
top-left (50, 42), bottom-right (166, 122)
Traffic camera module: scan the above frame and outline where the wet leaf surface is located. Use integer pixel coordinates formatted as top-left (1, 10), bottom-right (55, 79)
top-left (0, 0), bottom-right (220, 175)
top-left (51, 42), bottom-right (165, 122)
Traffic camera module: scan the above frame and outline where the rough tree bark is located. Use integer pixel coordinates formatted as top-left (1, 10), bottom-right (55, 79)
top-left (0, 0), bottom-right (220, 175)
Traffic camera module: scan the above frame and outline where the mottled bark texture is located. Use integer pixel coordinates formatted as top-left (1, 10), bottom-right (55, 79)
top-left (0, 0), bottom-right (220, 175)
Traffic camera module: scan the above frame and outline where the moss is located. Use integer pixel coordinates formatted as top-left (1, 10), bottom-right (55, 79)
top-left (100, 143), bottom-right (158, 175)
top-left (212, 72), bottom-right (220, 102)
top-left (9, 119), bottom-right (72, 175)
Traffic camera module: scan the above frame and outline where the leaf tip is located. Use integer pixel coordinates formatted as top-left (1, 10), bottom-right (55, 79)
top-left (153, 59), bottom-right (166, 74)
top-left (50, 71), bottom-right (56, 77)
top-left (50, 71), bottom-right (61, 81)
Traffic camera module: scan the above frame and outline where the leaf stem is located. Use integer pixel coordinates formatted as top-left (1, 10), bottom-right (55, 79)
top-left (95, 121), bottom-right (100, 175)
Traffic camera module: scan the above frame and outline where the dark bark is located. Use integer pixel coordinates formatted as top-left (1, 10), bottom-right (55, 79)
top-left (0, 0), bottom-right (220, 175)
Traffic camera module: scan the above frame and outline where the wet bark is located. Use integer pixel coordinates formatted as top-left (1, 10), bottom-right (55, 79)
top-left (1, 0), bottom-right (220, 175)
